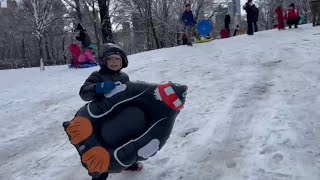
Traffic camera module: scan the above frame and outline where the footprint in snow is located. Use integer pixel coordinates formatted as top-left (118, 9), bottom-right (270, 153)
top-left (179, 127), bottom-right (199, 137)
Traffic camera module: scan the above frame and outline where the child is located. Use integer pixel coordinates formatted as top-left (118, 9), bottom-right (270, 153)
top-left (233, 14), bottom-right (240, 36)
top-left (69, 41), bottom-right (81, 67)
top-left (79, 43), bottom-right (143, 180)
top-left (78, 44), bottom-right (96, 65)
top-left (285, 3), bottom-right (300, 28)
top-left (275, 5), bottom-right (285, 30)
top-left (220, 28), bottom-right (230, 39)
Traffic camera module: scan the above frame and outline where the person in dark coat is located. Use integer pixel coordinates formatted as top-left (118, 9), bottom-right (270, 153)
top-left (224, 14), bottom-right (231, 34)
top-left (181, 4), bottom-right (196, 46)
top-left (75, 23), bottom-right (92, 51)
top-left (253, 5), bottom-right (259, 32)
top-left (310, 0), bottom-right (320, 26)
top-left (79, 43), bottom-right (145, 180)
top-left (243, 0), bottom-right (258, 35)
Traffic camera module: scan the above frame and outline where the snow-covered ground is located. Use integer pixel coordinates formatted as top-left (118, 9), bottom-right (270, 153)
top-left (1, 25), bottom-right (320, 180)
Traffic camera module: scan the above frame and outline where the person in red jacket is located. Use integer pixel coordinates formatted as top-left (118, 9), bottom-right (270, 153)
top-left (275, 6), bottom-right (285, 30)
top-left (69, 42), bottom-right (81, 67)
top-left (285, 3), bottom-right (300, 29)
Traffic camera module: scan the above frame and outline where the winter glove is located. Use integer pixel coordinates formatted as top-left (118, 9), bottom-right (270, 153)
top-left (95, 81), bottom-right (116, 94)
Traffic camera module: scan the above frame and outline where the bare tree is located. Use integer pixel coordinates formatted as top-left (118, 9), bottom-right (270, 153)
top-left (17, 0), bottom-right (63, 71)
top-left (293, 0), bottom-right (311, 22)
top-left (98, 0), bottom-right (114, 43)
top-left (256, 0), bottom-right (279, 30)
top-left (113, 0), bottom-right (228, 52)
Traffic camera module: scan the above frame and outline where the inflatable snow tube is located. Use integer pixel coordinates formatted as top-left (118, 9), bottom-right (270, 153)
top-left (68, 63), bottom-right (98, 68)
top-left (197, 20), bottom-right (213, 36)
top-left (63, 81), bottom-right (188, 178)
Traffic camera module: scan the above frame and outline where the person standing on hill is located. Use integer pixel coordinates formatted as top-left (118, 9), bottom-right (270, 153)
top-left (181, 4), bottom-right (197, 46)
top-left (233, 14), bottom-right (240, 36)
top-left (253, 5), bottom-right (259, 32)
top-left (310, 0), bottom-right (320, 26)
top-left (275, 5), bottom-right (285, 30)
top-left (224, 14), bottom-right (231, 34)
top-left (75, 23), bottom-right (92, 51)
top-left (243, 0), bottom-right (258, 35)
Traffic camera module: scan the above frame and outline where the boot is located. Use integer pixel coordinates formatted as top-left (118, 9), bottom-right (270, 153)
top-left (124, 162), bottom-right (143, 171)
top-left (91, 173), bottom-right (109, 180)
top-left (187, 42), bottom-right (193, 46)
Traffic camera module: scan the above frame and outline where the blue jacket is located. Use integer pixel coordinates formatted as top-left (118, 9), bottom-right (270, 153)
top-left (181, 10), bottom-right (196, 26)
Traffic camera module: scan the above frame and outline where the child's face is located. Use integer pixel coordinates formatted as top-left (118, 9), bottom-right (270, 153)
top-left (105, 54), bottom-right (122, 71)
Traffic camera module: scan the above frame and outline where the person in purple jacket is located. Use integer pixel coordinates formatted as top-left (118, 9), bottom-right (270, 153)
top-left (181, 4), bottom-right (196, 46)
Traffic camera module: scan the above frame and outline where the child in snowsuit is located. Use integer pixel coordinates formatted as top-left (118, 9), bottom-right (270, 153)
top-left (79, 43), bottom-right (143, 180)
top-left (69, 42), bottom-right (81, 67)
top-left (78, 45), bottom-right (96, 65)
top-left (285, 3), bottom-right (300, 28)
top-left (233, 14), bottom-right (240, 36)
top-left (275, 6), bottom-right (285, 30)
top-left (220, 28), bottom-right (230, 39)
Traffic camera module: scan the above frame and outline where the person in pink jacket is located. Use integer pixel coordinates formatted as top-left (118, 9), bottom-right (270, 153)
top-left (78, 45), bottom-right (96, 64)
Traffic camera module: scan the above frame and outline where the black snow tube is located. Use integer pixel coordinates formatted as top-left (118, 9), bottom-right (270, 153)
top-left (63, 81), bottom-right (188, 178)
top-left (100, 106), bottom-right (146, 147)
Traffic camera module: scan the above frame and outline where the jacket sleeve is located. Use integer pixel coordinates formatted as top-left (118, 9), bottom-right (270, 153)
top-left (79, 72), bottom-right (101, 101)
top-left (192, 13), bottom-right (196, 24)
top-left (243, 3), bottom-right (247, 10)
top-left (181, 12), bottom-right (186, 22)
top-left (122, 72), bottom-right (130, 83)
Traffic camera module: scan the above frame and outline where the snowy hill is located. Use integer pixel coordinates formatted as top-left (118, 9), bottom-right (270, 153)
top-left (1, 25), bottom-right (320, 180)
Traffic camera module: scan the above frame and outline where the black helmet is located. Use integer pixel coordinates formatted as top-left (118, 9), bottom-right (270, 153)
top-left (76, 23), bottom-right (84, 31)
top-left (98, 43), bottom-right (128, 70)
top-left (289, 3), bottom-right (295, 8)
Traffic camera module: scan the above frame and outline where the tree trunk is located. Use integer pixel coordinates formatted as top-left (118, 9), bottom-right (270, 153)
top-left (44, 34), bottom-right (51, 62)
top-left (144, 2), bottom-right (151, 50)
top-left (22, 32), bottom-right (27, 61)
top-left (38, 37), bottom-right (45, 71)
top-left (147, 0), bottom-right (160, 49)
top-left (92, 1), bottom-right (101, 51)
top-left (161, 0), bottom-right (169, 48)
top-left (50, 36), bottom-right (56, 65)
top-left (98, 0), bottom-right (114, 43)
top-left (176, 26), bottom-right (180, 45)
top-left (62, 33), bottom-right (66, 63)
top-left (75, 0), bottom-right (82, 23)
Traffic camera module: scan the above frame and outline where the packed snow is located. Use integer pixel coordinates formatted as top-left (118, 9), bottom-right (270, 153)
top-left (1, 25), bottom-right (320, 180)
